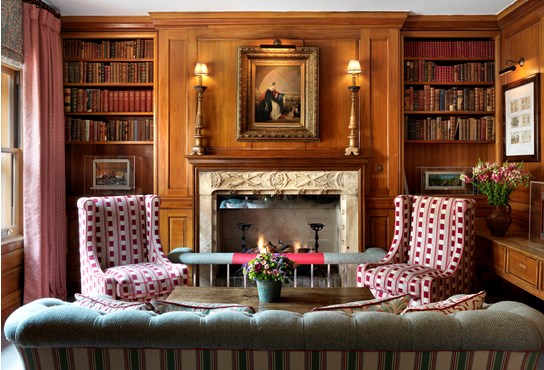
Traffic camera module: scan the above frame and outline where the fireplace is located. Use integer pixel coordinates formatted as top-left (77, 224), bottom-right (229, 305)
top-left (188, 155), bottom-right (368, 286)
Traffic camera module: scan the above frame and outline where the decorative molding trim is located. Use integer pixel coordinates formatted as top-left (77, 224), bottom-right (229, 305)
top-left (207, 171), bottom-right (356, 195)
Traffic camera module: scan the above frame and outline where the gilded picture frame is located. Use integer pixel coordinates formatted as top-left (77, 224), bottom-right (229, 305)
top-left (236, 46), bottom-right (319, 141)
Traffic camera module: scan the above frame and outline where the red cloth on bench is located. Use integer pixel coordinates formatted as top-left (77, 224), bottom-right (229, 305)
top-left (232, 253), bottom-right (325, 265)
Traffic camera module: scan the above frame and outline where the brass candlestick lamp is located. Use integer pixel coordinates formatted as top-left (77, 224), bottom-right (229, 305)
top-left (191, 62), bottom-right (208, 155)
top-left (345, 59), bottom-right (361, 156)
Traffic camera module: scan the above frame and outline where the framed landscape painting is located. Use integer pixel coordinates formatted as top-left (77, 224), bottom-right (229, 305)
top-left (417, 166), bottom-right (473, 195)
top-left (236, 46), bottom-right (319, 141)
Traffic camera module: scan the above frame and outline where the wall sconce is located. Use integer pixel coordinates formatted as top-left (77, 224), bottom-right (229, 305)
top-left (499, 57), bottom-right (525, 76)
top-left (345, 59), bottom-right (361, 156)
top-left (191, 62), bottom-right (208, 155)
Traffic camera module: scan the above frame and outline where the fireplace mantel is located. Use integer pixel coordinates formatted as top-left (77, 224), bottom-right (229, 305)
top-left (186, 153), bottom-right (370, 170)
top-left (188, 154), bottom-right (369, 239)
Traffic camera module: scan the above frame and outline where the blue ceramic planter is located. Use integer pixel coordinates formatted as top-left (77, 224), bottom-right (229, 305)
top-left (256, 280), bottom-right (282, 302)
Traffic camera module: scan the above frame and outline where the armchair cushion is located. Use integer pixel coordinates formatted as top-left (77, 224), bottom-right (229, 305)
top-left (402, 291), bottom-right (486, 315)
top-left (361, 263), bottom-right (445, 297)
top-left (104, 262), bottom-right (182, 301)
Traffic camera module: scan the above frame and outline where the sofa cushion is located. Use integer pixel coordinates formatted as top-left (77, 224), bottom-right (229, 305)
top-left (311, 294), bottom-right (411, 314)
top-left (73, 293), bottom-right (152, 312)
top-left (401, 291), bottom-right (486, 315)
top-left (150, 300), bottom-right (256, 314)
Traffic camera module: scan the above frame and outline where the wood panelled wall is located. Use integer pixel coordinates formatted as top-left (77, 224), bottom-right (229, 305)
top-left (149, 12), bottom-right (406, 253)
top-left (499, 0), bottom-right (544, 231)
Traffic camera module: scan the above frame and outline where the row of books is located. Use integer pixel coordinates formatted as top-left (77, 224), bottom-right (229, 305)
top-left (404, 40), bottom-right (494, 59)
top-left (404, 86), bottom-right (495, 112)
top-left (64, 88), bottom-right (153, 113)
top-left (65, 118), bottom-right (154, 142)
top-left (404, 61), bottom-right (495, 83)
top-left (63, 62), bottom-right (153, 83)
top-left (63, 39), bottom-right (153, 59)
top-left (405, 116), bottom-right (495, 141)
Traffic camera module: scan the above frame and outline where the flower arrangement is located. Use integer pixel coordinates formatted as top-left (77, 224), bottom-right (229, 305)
top-left (243, 251), bottom-right (295, 283)
top-left (460, 160), bottom-right (531, 206)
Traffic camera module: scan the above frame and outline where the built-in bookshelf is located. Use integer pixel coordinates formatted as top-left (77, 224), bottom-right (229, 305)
top-left (402, 36), bottom-right (498, 194)
top-left (63, 33), bottom-right (156, 197)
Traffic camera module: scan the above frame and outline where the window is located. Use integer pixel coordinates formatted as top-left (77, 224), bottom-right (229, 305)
top-left (1, 65), bottom-right (22, 241)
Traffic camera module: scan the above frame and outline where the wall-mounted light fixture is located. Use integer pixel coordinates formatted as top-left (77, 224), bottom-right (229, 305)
top-left (191, 63), bottom-right (208, 155)
top-left (499, 57), bottom-right (525, 76)
top-left (345, 59), bottom-right (361, 156)
top-left (259, 38), bottom-right (296, 49)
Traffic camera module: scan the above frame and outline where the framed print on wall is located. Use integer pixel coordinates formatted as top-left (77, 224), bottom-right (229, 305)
top-left (503, 74), bottom-right (541, 162)
top-left (236, 46), bottom-right (319, 141)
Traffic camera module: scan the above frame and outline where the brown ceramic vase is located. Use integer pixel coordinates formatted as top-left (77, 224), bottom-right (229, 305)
top-left (485, 204), bottom-right (512, 237)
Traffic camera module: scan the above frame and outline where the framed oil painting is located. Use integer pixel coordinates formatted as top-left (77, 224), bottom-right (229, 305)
top-left (236, 46), bottom-right (319, 141)
top-left (503, 74), bottom-right (541, 162)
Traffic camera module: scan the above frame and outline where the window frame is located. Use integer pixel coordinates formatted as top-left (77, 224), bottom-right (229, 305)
top-left (1, 65), bottom-right (23, 242)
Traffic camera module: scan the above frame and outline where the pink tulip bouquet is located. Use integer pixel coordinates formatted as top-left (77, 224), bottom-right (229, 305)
top-left (460, 160), bottom-right (531, 206)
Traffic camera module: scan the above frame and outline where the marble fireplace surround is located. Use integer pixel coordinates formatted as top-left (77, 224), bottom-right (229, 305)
top-left (188, 156), bottom-right (368, 255)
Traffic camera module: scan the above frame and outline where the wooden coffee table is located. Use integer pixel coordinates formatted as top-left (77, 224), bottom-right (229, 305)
top-left (166, 286), bottom-right (374, 314)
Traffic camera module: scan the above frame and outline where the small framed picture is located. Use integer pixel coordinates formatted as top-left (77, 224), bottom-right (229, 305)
top-left (417, 167), bottom-right (473, 195)
top-left (503, 74), bottom-right (541, 162)
top-left (91, 159), bottom-right (132, 190)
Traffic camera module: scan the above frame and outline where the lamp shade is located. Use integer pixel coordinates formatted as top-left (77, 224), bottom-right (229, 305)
top-left (194, 63), bottom-right (208, 76)
top-left (347, 60), bottom-right (362, 74)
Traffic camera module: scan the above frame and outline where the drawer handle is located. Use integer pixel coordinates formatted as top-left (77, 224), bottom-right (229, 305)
top-left (519, 262), bottom-right (526, 270)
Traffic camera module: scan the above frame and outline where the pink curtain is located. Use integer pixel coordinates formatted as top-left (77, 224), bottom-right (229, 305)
top-left (22, 3), bottom-right (66, 303)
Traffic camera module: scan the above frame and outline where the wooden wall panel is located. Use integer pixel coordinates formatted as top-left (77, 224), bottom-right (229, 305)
top-left (198, 39), bottom-right (254, 150)
top-left (66, 211), bottom-right (81, 295)
top-left (197, 37), bottom-right (360, 151)
top-left (157, 30), bottom-right (191, 197)
top-left (365, 29), bottom-right (401, 205)
top-left (1, 240), bottom-right (23, 325)
top-left (152, 13), bottom-right (405, 251)
top-left (499, 4), bottom-right (544, 230)
top-left (159, 209), bottom-right (194, 254)
top-left (366, 197), bottom-right (396, 250)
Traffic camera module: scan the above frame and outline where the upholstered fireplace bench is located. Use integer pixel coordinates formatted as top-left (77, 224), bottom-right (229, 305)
top-left (167, 248), bottom-right (387, 287)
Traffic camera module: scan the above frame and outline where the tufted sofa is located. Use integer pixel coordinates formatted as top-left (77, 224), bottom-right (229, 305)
top-left (4, 297), bottom-right (544, 370)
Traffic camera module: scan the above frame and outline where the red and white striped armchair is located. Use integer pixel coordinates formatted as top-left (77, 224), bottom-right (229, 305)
top-left (357, 195), bottom-right (476, 306)
top-left (77, 195), bottom-right (188, 302)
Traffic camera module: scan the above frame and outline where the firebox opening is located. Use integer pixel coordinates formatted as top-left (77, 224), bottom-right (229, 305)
top-left (217, 194), bottom-right (341, 254)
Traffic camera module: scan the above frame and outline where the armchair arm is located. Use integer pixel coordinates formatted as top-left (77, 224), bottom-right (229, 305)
top-left (144, 195), bottom-right (189, 281)
top-left (361, 195), bottom-right (412, 271)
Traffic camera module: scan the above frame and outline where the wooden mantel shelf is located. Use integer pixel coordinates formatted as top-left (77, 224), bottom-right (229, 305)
top-left (476, 230), bottom-right (544, 300)
top-left (186, 153), bottom-right (370, 170)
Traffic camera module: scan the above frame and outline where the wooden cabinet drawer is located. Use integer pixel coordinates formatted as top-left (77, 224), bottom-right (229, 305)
top-left (479, 241), bottom-right (505, 272)
top-left (507, 250), bottom-right (538, 286)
